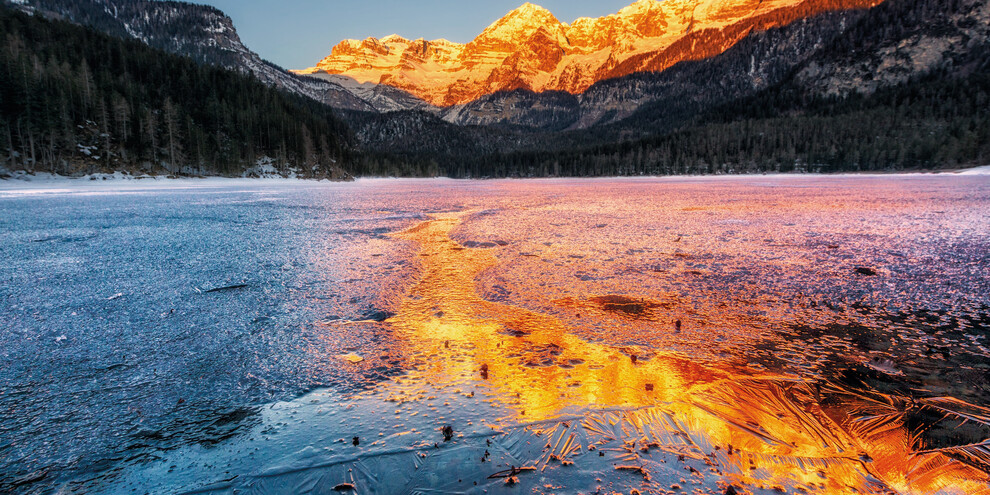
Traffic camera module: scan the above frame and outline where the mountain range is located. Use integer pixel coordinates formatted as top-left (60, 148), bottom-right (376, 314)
top-left (295, 0), bottom-right (882, 108)
top-left (299, 0), bottom-right (987, 134)
top-left (2, 0), bottom-right (988, 177)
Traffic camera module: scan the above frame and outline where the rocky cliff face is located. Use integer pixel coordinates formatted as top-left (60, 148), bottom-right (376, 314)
top-left (6, 0), bottom-right (258, 68)
top-left (793, 0), bottom-right (990, 96)
top-left (295, 0), bottom-right (883, 107)
top-left (444, 5), bottom-right (873, 131)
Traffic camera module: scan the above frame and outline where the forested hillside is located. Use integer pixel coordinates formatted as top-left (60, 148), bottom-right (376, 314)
top-left (465, 69), bottom-right (990, 177)
top-left (0, 7), bottom-right (352, 177)
top-left (344, 63), bottom-right (990, 178)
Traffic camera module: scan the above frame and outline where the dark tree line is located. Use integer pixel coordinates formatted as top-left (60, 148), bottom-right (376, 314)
top-left (0, 7), bottom-right (352, 177)
top-left (344, 64), bottom-right (990, 179)
top-left (440, 68), bottom-right (990, 178)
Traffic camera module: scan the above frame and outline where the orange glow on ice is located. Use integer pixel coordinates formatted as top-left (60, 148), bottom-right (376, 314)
top-left (382, 212), bottom-right (990, 494)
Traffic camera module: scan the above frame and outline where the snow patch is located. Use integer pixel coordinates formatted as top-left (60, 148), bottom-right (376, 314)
top-left (77, 144), bottom-right (97, 156)
top-left (956, 165), bottom-right (990, 175)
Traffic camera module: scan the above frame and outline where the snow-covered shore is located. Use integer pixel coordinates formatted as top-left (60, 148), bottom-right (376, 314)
top-left (0, 171), bottom-right (355, 197)
top-left (1, 166), bottom-right (986, 198)
top-left (955, 164), bottom-right (990, 175)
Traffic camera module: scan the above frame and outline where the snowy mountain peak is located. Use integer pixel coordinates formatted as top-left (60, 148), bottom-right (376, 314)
top-left (380, 34), bottom-right (409, 44)
top-left (618, 0), bottom-right (661, 14)
top-left (505, 2), bottom-right (554, 19)
top-left (474, 2), bottom-right (564, 44)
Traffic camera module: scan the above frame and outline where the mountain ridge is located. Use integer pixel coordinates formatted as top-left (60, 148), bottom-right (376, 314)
top-left (0, 0), bottom-right (422, 112)
top-left (294, 0), bottom-right (884, 106)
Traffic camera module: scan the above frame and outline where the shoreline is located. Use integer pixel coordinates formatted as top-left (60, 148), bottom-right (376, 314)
top-left (0, 165), bottom-right (987, 194)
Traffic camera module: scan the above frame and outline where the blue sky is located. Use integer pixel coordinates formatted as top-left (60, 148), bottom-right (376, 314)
top-left (199, 1), bottom-right (634, 70)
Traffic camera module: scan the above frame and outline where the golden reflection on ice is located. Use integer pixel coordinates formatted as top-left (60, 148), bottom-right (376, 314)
top-left (386, 213), bottom-right (989, 494)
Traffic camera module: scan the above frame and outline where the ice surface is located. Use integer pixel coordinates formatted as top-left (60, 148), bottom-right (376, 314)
top-left (1, 175), bottom-right (988, 494)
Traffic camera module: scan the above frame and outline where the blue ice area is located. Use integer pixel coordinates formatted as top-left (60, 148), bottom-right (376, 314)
top-left (0, 180), bottom-right (459, 492)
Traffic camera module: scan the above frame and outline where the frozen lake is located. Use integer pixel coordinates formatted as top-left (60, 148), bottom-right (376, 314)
top-left (1, 175), bottom-right (988, 494)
